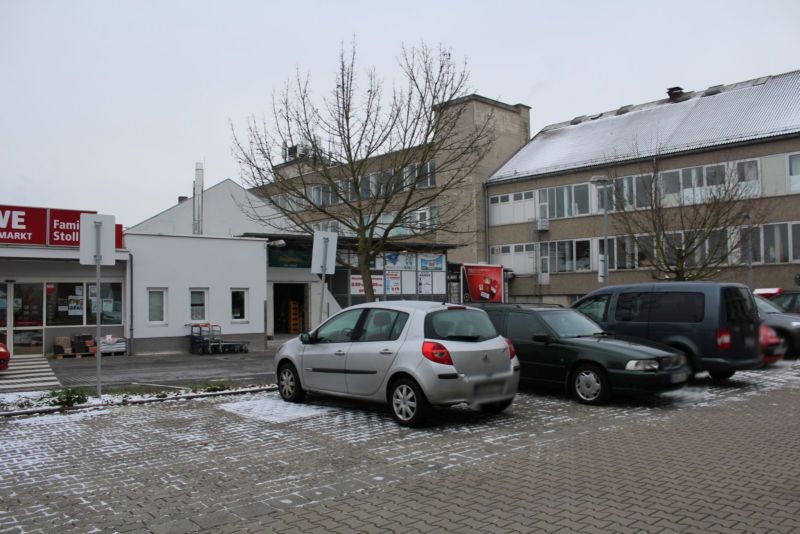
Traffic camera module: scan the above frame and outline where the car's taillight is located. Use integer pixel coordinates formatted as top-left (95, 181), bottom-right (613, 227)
top-left (716, 328), bottom-right (731, 350)
top-left (422, 341), bottom-right (453, 365)
top-left (504, 337), bottom-right (516, 359)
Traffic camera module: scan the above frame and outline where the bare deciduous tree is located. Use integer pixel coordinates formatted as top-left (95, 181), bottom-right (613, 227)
top-left (234, 42), bottom-right (495, 301)
top-left (601, 151), bottom-right (765, 281)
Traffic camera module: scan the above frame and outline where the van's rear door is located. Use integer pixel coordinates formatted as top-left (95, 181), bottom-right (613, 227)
top-left (721, 286), bottom-right (760, 360)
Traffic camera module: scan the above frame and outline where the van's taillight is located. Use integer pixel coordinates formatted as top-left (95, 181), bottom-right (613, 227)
top-left (716, 328), bottom-right (731, 350)
top-left (422, 341), bottom-right (453, 365)
top-left (504, 337), bottom-right (516, 359)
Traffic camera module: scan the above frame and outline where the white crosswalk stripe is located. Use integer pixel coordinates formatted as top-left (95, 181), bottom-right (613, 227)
top-left (0, 354), bottom-right (61, 392)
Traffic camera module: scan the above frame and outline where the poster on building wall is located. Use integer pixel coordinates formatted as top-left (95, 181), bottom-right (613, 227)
top-left (418, 253), bottom-right (444, 271)
top-left (68, 296), bottom-right (83, 316)
top-left (460, 263), bottom-right (504, 303)
top-left (348, 252), bottom-right (384, 270)
top-left (418, 272), bottom-right (433, 294)
top-left (384, 252), bottom-right (416, 271)
top-left (385, 271), bottom-right (402, 294)
top-left (350, 274), bottom-right (385, 295)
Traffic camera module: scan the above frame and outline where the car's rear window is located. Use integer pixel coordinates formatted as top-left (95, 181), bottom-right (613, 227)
top-left (424, 308), bottom-right (498, 342)
top-left (723, 287), bottom-right (759, 324)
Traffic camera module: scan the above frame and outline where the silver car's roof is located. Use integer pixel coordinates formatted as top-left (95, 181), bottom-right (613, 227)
top-left (346, 300), bottom-right (476, 314)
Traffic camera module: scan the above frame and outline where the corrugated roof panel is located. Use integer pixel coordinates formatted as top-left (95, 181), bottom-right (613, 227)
top-left (489, 70), bottom-right (800, 183)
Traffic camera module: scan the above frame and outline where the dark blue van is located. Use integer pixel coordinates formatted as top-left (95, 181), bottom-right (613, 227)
top-left (572, 282), bottom-right (761, 379)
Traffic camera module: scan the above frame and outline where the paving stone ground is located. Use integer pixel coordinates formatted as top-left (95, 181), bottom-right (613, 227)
top-left (1, 361), bottom-right (799, 533)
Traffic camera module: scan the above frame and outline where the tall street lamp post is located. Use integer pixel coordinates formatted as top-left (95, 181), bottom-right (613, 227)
top-left (590, 176), bottom-right (611, 286)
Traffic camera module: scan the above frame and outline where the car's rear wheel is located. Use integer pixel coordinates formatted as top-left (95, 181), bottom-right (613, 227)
top-left (709, 369), bottom-right (735, 380)
top-left (479, 398), bottom-right (514, 413)
top-left (389, 378), bottom-right (429, 427)
top-left (571, 364), bottom-right (611, 405)
top-left (277, 362), bottom-right (305, 403)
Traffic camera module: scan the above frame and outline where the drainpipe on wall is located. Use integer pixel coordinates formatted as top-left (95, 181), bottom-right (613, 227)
top-left (483, 182), bottom-right (490, 262)
top-left (127, 251), bottom-right (135, 355)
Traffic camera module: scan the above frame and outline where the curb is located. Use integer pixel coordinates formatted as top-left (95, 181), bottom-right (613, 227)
top-left (1, 384), bottom-right (279, 418)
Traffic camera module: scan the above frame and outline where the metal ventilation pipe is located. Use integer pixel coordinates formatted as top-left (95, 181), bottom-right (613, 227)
top-left (192, 162), bottom-right (204, 235)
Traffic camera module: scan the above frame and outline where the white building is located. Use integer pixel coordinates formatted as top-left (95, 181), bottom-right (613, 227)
top-left (125, 233), bottom-right (268, 353)
top-left (126, 171), bottom-right (338, 348)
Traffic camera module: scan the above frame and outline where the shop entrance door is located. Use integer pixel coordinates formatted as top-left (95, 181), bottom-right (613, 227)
top-left (274, 284), bottom-right (307, 335)
top-left (13, 283), bottom-right (44, 356)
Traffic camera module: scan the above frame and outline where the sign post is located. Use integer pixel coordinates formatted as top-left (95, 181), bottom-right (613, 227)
top-left (311, 231), bottom-right (338, 326)
top-left (79, 213), bottom-right (116, 398)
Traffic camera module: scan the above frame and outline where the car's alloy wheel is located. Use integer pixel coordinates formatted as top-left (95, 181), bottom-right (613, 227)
top-left (572, 364), bottom-right (610, 405)
top-left (278, 363), bottom-right (305, 403)
top-left (389, 378), bottom-right (428, 427)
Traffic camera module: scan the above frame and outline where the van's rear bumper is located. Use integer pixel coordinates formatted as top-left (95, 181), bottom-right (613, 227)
top-left (701, 355), bottom-right (763, 373)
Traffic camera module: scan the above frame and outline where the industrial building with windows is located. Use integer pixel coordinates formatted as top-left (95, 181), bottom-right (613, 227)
top-left (485, 69), bottom-right (800, 304)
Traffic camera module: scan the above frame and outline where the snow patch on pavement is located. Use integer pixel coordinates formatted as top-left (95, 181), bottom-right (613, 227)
top-left (219, 394), bottom-right (333, 423)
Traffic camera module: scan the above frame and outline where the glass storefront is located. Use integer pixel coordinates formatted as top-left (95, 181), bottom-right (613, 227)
top-left (13, 283), bottom-right (44, 355)
top-left (3, 281), bottom-right (123, 355)
top-left (0, 283), bottom-right (6, 346)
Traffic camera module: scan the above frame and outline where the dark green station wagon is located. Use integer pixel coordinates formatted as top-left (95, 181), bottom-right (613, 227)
top-left (474, 304), bottom-right (690, 405)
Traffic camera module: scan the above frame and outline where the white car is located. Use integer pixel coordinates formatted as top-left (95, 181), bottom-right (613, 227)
top-left (275, 301), bottom-right (520, 427)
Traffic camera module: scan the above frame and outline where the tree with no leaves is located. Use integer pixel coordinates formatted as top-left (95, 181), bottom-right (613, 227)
top-left (234, 42), bottom-right (495, 301)
top-left (600, 150), bottom-right (765, 282)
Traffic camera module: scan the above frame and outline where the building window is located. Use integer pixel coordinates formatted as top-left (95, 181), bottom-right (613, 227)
top-left (231, 289), bottom-right (248, 321)
top-left (417, 161), bottom-right (436, 188)
top-left (46, 283), bottom-right (85, 326)
top-left (764, 224), bottom-right (789, 263)
top-left (573, 184), bottom-right (590, 215)
top-left (190, 289), bottom-right (208, 322)
top-left (790, 154), bottom-right (800, 192)
top-left (88, 283), bottom-right (123, 325)
top-left (148, 289), bottom-right (167, 324)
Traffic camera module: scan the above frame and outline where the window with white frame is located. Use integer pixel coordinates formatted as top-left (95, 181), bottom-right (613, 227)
top-left (417, 161), bottom-right (436, 188)
top-left (190, 288), bottom-right (208, 322)
top-left (231, 289), bottom-right (248, 321)
top-left (790, 154), bottom-right (800, 192)
top-left (148, 288), bottom-right (167, 324)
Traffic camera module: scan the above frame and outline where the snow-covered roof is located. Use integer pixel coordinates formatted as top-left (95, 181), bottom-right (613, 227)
top-left (489, 69), bottom-right (800, 183)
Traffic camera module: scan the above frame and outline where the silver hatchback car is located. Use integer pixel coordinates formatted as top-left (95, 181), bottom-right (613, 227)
top-left (275, 301), bottom-right (520, 427)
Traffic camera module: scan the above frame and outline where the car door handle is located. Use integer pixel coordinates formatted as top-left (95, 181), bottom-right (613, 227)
top-left (335, 350), bottom-right (346, 356)
top-left (379, 349), bottom-right (394, 355)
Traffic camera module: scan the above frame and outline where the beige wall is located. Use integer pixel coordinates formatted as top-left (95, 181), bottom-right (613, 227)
top-left (441, 97), bottom-right (531, 264)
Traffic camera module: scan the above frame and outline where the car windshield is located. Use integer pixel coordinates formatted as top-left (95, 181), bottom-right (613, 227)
top-left (424, 308), bottom-right (498, 342)
top-left (755, 295), bottom-right (784, 314)
top-left (540, 309), bottom-right (604, 338)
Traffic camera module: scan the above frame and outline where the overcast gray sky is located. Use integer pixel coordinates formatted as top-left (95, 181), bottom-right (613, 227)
top-left (2, 0), bottom-right (799, 227)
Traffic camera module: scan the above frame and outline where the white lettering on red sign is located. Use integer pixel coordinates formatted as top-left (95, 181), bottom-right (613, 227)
top-left (0, 210), bottom-right (26, 229)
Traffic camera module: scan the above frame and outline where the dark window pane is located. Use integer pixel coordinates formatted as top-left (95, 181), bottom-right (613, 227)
top-left (575, 240), bottom-right (591, 271)
top-left (576, 295), bottom-right (610, 323)
top-left (360, 309), bottom-right (407, 342)
top-left (615, 292), bottom-right (647, 322)
top-left (14, 283), bottom-right (44, 327)
top-left (46, 283), bottom-right (85, 326)
top-left (574, 184), bottom-right (589, 214)
top-left (649, 292), bottom-right (705, 322)
top-left (507, 312), bottom-right (547, 339)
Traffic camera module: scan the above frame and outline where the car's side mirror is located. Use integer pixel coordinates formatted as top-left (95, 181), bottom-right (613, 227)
top-left (299, 332), bottom-right (312, 344)
top-left (532, 334), bottom-right (551, 344)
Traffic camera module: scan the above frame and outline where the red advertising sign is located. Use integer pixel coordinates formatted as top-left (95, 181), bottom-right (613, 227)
top-left (461, 264), bottom-right (504, 303)
top-left (0, 205), bottom-right (48, 245)
top-left (0, 204), bottom-right (124, 249)
top-left (48, 208), bottom-right (85, 247)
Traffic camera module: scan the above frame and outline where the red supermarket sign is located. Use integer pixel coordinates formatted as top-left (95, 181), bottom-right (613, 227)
top-left (0, 205), bottom-right (123, 248)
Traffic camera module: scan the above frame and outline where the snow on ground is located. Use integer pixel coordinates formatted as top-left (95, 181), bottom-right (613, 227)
top-left (219, 396), bottom-right (333, 423)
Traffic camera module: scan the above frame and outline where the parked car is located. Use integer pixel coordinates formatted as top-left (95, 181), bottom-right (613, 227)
top-left (769, 290), bottom-right (800, 315)
top-left (274, 301), bottom-right (520, 427)
top-left (754, 295), bottom-right (800, 358)
top-left (759, 324), bottom-right (786, 366)
top-left (572, 282), bottom-right (761, 380)
top-left (474, 304), bottom-right (688, 404)
top-left (0, 342), bottom-right (9, 371)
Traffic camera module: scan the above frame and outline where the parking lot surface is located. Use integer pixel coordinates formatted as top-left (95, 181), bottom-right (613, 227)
top-left (2, 362), bottom-right (799, 533)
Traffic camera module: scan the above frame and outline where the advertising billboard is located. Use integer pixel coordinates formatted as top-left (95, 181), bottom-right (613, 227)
top-left (460, 263), bottom-right (504, 303)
